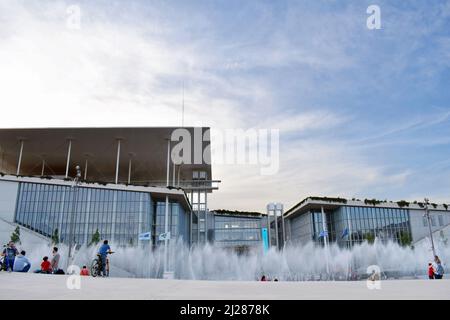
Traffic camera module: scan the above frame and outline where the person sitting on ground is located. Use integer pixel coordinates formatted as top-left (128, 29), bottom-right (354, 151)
top-left (2, 241), bottom-right (18, 272)
top-left (260, 275), bottom-right (267, 281)
top-left (34, 256), bottom-right (52, 274)
top-left (428, 263), bottom-right (435, 279)
top-left (13, 250), bottom-right (31, 273)
top-left (80, 266), bottom-right (89, 276)
top-left (51, 247), bottom-right (61, 273)
top-left (434, 256), bottom-right (445, 279)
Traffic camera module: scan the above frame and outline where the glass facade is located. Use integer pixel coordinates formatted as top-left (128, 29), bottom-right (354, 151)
top-left (14, 182), bottom-right (189, 247)
top-left (334, 206), bottom-right (411, 246)
top-left (213, 215), bottom-right (262, 249)
top-left (154, 201), bottom-right (190, 244)
top-left (288, 205), bottom-right (412, 247)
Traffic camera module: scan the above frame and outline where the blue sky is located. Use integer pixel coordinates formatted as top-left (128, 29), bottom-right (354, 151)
top-left (1, 0), bottom-right (450, 211)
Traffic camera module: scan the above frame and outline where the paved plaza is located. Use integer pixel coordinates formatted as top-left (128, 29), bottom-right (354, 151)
top-left (1, 272), bottom-right (449, 300)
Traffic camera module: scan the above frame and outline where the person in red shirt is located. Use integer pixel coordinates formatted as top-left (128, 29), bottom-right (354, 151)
top-left (428, 263), bottom-right (435, 279)
top-left (80, 265), bottom-right (89, 276)
top-left (34, 256), bottom-right (52, 274)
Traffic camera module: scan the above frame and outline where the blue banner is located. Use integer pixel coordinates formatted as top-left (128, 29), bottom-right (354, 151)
top-left (262, 228), bottom-right (269, 253)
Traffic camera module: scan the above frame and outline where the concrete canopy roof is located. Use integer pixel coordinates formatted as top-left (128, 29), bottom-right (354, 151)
top-left (0, 127), bottom-right (211, 186)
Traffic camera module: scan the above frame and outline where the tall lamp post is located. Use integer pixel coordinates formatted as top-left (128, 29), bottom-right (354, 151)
top-left (67, 165), bottom-right (82, 269)
top-left (424, 198), bottom-right (437, 258)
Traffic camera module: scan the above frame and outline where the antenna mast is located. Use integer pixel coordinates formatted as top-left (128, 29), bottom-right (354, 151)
top-left (181, 81), bottom-right (185, 127)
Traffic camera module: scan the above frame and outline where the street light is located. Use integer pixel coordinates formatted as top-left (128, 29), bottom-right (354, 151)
top-left (67, 165), bottom-right (82, 270)
top-left (424, 198), bottom-right (437, 258)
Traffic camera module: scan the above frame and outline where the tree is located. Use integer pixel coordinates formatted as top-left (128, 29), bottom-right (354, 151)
top-left (399, 231), bottom-right (412, 247)
top-left (51, 228), bottom-right (60, 245)
top-left (10, 226), bottom-right (20, 244)
top-left (90, 229), bottom-right (100, 246)
top-left (364, 232), bottom-right (375, 244)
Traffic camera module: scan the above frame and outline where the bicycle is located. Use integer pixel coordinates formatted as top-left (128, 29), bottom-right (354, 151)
top-left (90, 252), bottom-right (114, 277)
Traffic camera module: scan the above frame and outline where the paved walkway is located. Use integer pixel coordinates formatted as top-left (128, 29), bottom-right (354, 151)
top-left (1, 272), bottom-right (449, 300)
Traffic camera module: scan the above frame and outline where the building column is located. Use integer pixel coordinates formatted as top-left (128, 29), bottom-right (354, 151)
top-left (83, 191), bottom-right (92, 244)
top-left (177, 165), bottom-right (181, 187)
top-left (127, 155), bottom-right (132, 185)
top-left (138, 193), bottom-right (143, 246)
top-left (115, 139), bottom-right (121, 184)
top-left (16, 140), bottom-right (24, 175)
top-left (197, 191), bottom-right (200, 244)
top-left (111, 191), bottom-right (117, 243)
top-left (84, 157), bottom-right (88, 180)
top-left (65, 139), bottom-right (72, 178)
top-left (189, 192), bottom-right (193, 246)
top-left (204, 188), bottom-right (208, 242)
top-left (345, 207), bottom-right (353, 248)
top-left (280, 206), bottom-right (286, 247)
top-left (274, 207), bottom-right (279, 249)
top-left (321, 206), bottom-right (330, 275)
top-left (0, 147), bottom-right (3, 172)
top-left (172, 163), bottom-right (176, 186)
top-left (266, 209), bottom-right (271, 247)
top-left (163, 139), bottom-right (170, 273)
top-left (41, 158), bottom-right (45, 176)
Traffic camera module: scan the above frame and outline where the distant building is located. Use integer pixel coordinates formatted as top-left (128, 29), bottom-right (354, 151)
top-left (284, 197), bottom-right (450, 247)
top-left (209, 210), bottom-right (264, 253)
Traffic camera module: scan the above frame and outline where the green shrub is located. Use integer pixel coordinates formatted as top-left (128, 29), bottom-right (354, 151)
top-left (10, 226), bottom-right (20, 244)
top-left (89, 229), bottom-right (101, 246)
top-left (397, 200), bottom-right (410, 208)
top-left (51, 228), bottom-right (59, 244)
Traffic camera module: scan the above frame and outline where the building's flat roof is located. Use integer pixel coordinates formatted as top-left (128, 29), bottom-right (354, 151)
top-left (0, 127), bottom-right (211, 186)
top-left (0, 174), bottom-right (192, 211)
top-left (284, 196), bottom-right (449, 219)
top-left (211, 210), bottom-right (265, 217)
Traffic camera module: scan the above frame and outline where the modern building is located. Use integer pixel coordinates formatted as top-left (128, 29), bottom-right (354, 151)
top-left (0, 127), bottom-right (219, 248)
top-left (266, 203), bottom-right (285, 249)
top-left (284, 197), bottom-right (450, 247)
top-left (209, 210), bottom-right (264, 253)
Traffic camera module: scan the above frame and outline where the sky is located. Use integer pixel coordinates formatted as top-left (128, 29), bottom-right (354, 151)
top-left (1, 0), bottom-right (450, 212)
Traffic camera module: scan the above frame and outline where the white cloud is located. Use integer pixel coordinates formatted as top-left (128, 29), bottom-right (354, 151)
top-left (1, 1), bottom-right (449, 212)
